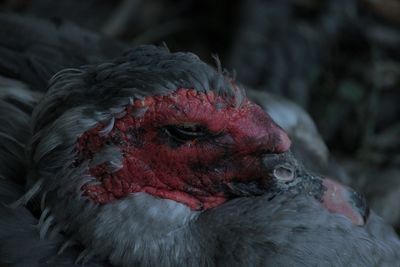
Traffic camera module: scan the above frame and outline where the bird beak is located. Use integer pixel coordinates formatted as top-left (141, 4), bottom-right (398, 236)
top-left (229, 151), bottom-right (369, 226)
top-left (226, 152), bottom-right (298, 197)
top-left (264, 152), bottom-right (369, 226)
top-left (262, 151), bottom-right (298, 183)
top-left (320, 178), bottom-right (369, 226)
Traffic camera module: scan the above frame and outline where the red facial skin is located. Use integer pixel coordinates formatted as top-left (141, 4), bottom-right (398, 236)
top-left (77, 88), bottom-right (291, 210)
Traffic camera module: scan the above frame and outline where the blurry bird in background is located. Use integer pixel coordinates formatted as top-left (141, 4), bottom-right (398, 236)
top-left (0, 0), bottom-right (399, 266)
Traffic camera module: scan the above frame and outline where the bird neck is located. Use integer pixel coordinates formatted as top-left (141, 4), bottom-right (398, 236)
top-left (48, 190), bottom-right (201, 266)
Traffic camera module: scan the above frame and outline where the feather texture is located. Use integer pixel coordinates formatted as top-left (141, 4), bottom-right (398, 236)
top-left (0, 14), bottom-right (399, 267)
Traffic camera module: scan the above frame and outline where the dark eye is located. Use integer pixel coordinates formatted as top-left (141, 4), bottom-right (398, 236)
top-left (164, 124), bottom-right (207, 142)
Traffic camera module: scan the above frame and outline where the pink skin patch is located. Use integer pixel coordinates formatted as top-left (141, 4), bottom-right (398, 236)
top-left (77, 88), bottom-right (291, 210)
top-left (321, 178), bottom-right (365, 225)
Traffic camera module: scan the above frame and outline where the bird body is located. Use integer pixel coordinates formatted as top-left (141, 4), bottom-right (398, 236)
top-left (0, 14), bottom-right (400, 267)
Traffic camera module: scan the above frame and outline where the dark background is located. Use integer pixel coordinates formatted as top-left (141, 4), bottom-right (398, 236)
top-left (1, 0), bottom-right (399, 226)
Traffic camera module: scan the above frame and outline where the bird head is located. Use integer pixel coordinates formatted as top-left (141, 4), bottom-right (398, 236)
top-left (31, 46), bottom-right (295, 212)
top-left (76, 87), bottom-right (292, 211)
top-left (27, 46), bottom-right (367, 265)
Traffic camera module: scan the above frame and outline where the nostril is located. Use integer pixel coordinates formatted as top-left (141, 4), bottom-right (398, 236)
top-left (273, 164), bottom-right (295, 182)
top-left (262, 151), bottom-right (297, 173)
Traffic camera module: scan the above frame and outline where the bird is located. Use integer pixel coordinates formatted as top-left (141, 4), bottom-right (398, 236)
top-left (0, 14), bottom-right (399, 267)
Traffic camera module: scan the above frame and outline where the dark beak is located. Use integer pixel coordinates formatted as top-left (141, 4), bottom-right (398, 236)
top-left (227, 151), bottom-right (369, 226)
top-left (262, 152), bottom-right (298, 183)
top-left (227, 151), bottom-right (298, 196)
top-left (264, 152), bottom-right (369, 225)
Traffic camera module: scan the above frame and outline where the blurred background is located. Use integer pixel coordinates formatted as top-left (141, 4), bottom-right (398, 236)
top-left (0, 0), bottom-right (399, 228)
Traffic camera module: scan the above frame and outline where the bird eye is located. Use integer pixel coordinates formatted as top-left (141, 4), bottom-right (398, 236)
top-left (164, 124), bottom-right (207, 142)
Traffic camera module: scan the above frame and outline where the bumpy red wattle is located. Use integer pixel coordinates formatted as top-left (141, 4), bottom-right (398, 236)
top-left (76, 88), bottom-right (291, 210)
